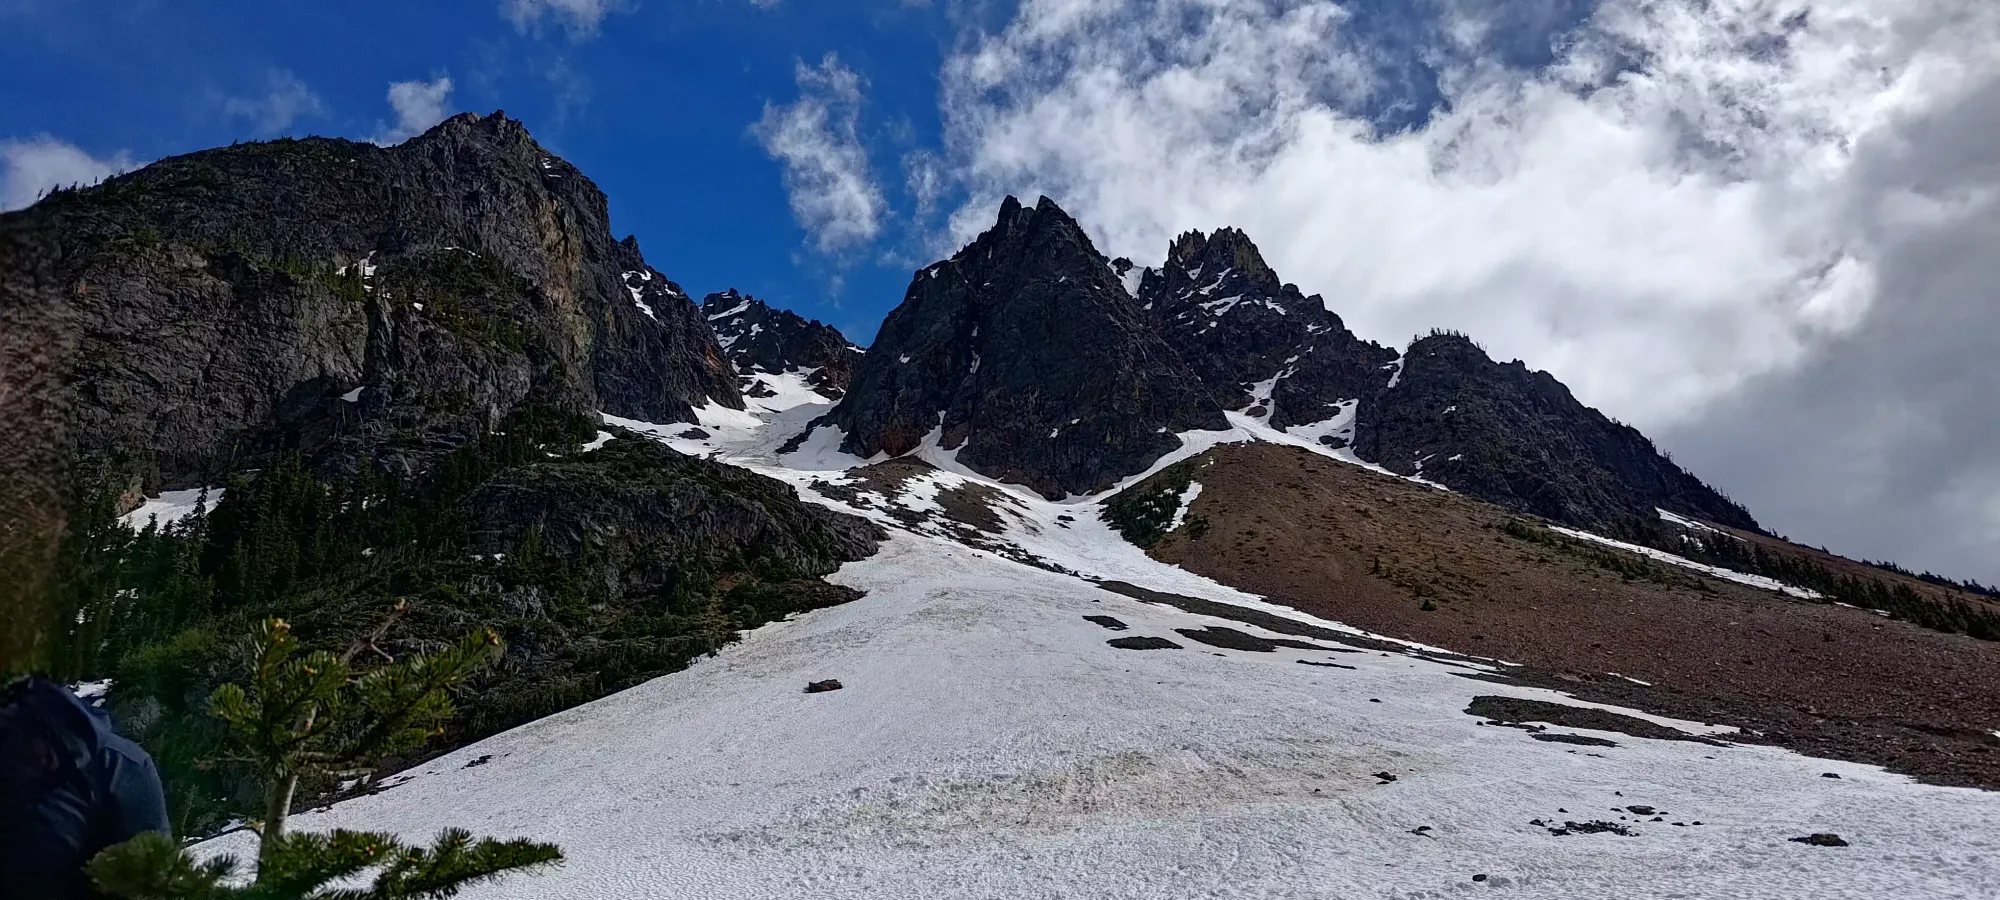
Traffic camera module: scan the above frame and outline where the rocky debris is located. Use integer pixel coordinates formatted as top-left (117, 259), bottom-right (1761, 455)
top-left (1083, 615), bottom-right (1129, 631)
top-left (463, 755), bottom-right (494, 769)
top-left (1094, 580), bottom-right (1391, 654)
top-left (822, 196), bottom-right (1226, 499)
top-left (702, 289), bottom-right (863, 398)
top-left (1107, 636), bottom-right (1183, 650)
top-left (805, 679), bottom-right (844, 694)
top-left (1374, 772), bottom-right (1400, 784)
top-left (1296, 659), bottom-right (1356, 669)
top-left (1172, 625), bottom-right (1340, 653)
top-left (1472, 874), bottom-right (1488, 883)
top-left (1353, 332), bottom-right (1758, 532)
top-left (1547, 820), bottom-right (1636, 837)
top-left (1790, 833), bottom-right (1849, 847)
top-left (1533, 733), bottom-right (1619, 747)
top-left (1407, 824), bottom-right (1431, 836)
top-left (1140, 227), bottom-right (1398, 426)
top-left (1466, 696), bottom-right (1723, 745)
top-left (1822, 772), bottom-right (1842, 779)
top-left (1624, 805), bottom-right (1656, 816)
top-left (5, 112), bottom-right (739, 497)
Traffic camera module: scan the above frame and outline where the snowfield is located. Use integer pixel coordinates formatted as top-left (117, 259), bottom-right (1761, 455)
top-left (201, 381), bottom-right (2000, 898)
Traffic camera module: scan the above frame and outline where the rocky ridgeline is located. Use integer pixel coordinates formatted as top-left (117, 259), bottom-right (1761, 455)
top-left (822, 196), bottom-right (1226, 499)
top-left (838, 195), bottom-right (1759, 532)
top-left (1355, 332), bottom-right (1760, 531)
top-left (702, 289), bottom-right (863, 398)
top-left (6, 110), bottom-right (736, 497)
top-left (1137, 226), bottom-right (1399, 431)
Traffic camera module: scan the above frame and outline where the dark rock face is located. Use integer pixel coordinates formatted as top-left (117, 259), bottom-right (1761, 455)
top-left (465, 433), bottom-right (881, 589)
top-left (702, 289), bottom-right (863, 398)
top-left (1355, 333), bottom-right (1759, 531)
top-left (1141, 227), bottom-right (1399, 433)
top-left (823, 196), bottom-right (1226, 498)
top-left (2, 112), bottom-right (737, 496)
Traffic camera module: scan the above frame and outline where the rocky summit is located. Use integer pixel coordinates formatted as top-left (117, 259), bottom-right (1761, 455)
top-left (1139, 226), bottom-right (1400, 433)
top-left (1352, 331), bottom-right (1760, 531)
top-left (8, 110), bottom-right (736, 497)
top-left (822, 195), bottom-right (1226, 499)
top-left (703, 289), bottom-right (864, 399)
top-left (826, 196), bottom-right (1754, 532)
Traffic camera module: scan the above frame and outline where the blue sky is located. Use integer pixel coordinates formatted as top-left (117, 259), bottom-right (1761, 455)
top-left (7, 0), bottom-right (2000, 581)
top-left (0, 0), bottom-right (1002, 341)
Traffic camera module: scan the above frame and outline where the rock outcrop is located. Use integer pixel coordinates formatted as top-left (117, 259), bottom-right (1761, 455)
top-left (2, 111), bottom-right (737, 495)
top-left (1353, 332), bottom-right (1759, 531)
top-left (1140, 227), bottom-right (1399, 434)
top-left (821, 196), bottom-right (1226, 498)
top-left (703, 289), bottom-right (863, 398)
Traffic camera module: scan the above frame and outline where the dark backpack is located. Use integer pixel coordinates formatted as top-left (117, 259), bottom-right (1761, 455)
top-left (0, 678), bottom-right (170, 900)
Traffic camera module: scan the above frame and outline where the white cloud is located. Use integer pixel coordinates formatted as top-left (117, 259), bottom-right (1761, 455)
top-left (221, 69), bottom-right (325, 136)
top-left (929, 0), bottom-right (2000, 434)
top-left (753, 53), bottom-right (888, 254)
top-left (370, 76), bottom-right (456, 146)
top-left (502, 0), bottom-right (625, 38)
top-left (904, 149), bottom-right (943, 219)
top-left (0, 137), bottom-right (134, 211)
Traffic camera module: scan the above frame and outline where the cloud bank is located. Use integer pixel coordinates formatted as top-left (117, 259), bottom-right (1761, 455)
top-left (754, 54), bottom-right (888, 254)
top-left (923, 0), bottom-right (2000, 579)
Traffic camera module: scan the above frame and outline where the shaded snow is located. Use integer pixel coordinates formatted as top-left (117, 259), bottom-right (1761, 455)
top-left (1165, 481), bottom-right (1203, 533)
top-left (119, 487), bottom-right (224, 530)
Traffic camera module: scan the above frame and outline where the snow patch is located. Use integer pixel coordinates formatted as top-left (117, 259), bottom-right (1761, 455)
top-left (1166, 481), bottom-right (1203, 533)
top-left (119, 487), bottom-right (224, 530)
top-left (1549, 526), bottom-right (1824, 599)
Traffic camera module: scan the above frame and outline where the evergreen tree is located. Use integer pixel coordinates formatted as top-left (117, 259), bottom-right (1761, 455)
top-left (87, 615), bottom-right (562, 899)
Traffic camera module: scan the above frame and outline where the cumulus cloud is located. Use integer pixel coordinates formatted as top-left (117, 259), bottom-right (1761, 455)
top-left (221, 69), bottom-right (325, 136)
top-left (753, 53), bottom-right (888, 254)
top-left (0, 137), bottom-right (134, 211)
top-left (369, 76), bottom-right (456, 146)
top-left (929, 0), bottom-right (2000, 577)
top-left (502, 0), bottom-right (625, 38)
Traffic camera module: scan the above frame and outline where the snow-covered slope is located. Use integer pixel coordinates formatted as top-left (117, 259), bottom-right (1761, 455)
top-left (203, 389), bottom-right (2000, 899)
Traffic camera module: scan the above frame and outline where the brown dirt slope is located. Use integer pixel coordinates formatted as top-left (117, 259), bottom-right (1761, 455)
top-left (1132, 442), bottom-right (2000, 789)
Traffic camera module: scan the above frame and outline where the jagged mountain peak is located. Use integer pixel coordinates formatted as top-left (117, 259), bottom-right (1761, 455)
top-left (821, 196), bottom-right (1225, 498)
top-left (1357, 328), bottom-right (1760, 532)
top-left (701, 290), bottom-right (862, 398)
top-left (1162, 226), bottom-right (1282, 295)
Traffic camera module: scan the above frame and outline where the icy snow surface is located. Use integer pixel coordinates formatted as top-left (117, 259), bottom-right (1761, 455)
top-left (119, 487), bottom-right (224, 530)
top-left (205, 382), bottom-right (1999, 899)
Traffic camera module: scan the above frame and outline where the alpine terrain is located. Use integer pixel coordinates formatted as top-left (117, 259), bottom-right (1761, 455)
top-left (5, 116), bottom-right (1999, 899)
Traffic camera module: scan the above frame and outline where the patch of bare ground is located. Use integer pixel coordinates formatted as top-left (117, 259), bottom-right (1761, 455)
top-left (1137, 442), bottom-right (2000, 789)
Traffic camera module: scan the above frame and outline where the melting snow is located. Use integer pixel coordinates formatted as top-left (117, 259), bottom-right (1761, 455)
top-left (1658, 508), bottom-right (1739, 540)
top-left (1548, 526), bottom-right (1825, 599)
top-left (1166, 481), bottom-right (1203, 532)
top-left (1118, 264), bottom-right (1146, 298)
top-left (340, 386), bottom-right (365, 402)
top-left (195, 371), bottom-right (2000, 900)
top-left (1383, 356), bottom-right (1405, 389)
top-left (119, 487), bottom-right (224, 530)
top-left (622, 272), bottom-right (658, 322)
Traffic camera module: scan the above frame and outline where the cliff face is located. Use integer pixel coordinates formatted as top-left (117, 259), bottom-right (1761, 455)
top-left (703, 289), bottom-right (863, 398)
top-left (5, 111), bottom-right (736, 495)
top-left (1353, 332), bottom-right (1760, 531)
top-left (1140, 227), bottom-right (1399, 433)
top-left (822, 196), bottom-right (1226, 498)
